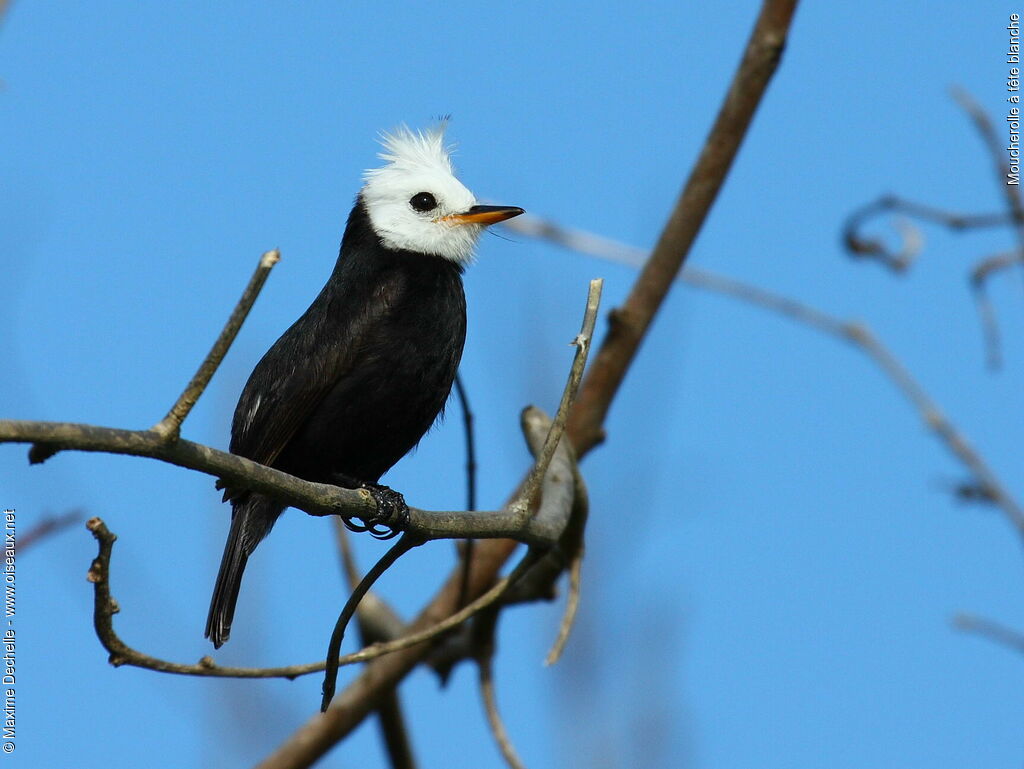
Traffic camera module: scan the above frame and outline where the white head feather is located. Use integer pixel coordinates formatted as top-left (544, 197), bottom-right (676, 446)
top-left (361, 124), bottom-right (482, 264)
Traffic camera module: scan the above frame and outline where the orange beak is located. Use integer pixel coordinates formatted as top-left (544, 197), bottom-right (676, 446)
top-left (440, 205), bottom-right (525, 226)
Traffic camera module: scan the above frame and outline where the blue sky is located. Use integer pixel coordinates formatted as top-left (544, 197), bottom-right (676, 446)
top-left (3, 2), bottom-right (1023, 767)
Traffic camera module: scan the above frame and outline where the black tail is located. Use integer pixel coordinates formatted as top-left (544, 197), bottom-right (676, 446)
top-left (205, 494), bottom-right (283, 648)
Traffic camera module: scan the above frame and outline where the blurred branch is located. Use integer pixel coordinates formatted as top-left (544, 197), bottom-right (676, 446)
top-left (970, 250), bottom-right (1024, 369)
top-left (452, 374), bottom-right (478, 511)
top-left (842, 89), bottom-right (1024, 366)
top-left (335, 523), bottom-right (418, 769)
top-left (842, 195), bottom-right (1018, 272)
top-left (545, 540), bottom-right (584, 667)
top-left (321, 533), bottom-right (426, 711)
top-left (17, 510), bottom-right (82, 552)
top-left (453, 374), bottom-right (478, 611)
top-left (953, 612), bottom-right (1024, 655)
top-left (842, 199), bottom-right (922, 272)
top-left (258, 3), bottom-right (801, 766)
top-left (476, 612), bottom-right (528, 769)
top-left (567, 0), bottom-right (799, 455)
top-left (949, 86), bottom-right (1024, 282)
top-left (506, 214), bottom-right (1024, 539)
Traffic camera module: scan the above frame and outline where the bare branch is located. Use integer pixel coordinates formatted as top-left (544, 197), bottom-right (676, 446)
top-left (848, 323), bottom-right (1024, 536)
top-left (566, 0), bottom-right (799, 455)
top-left (5, 420), bottom-right (380, 524)
top-left (333, 522), bottom-right (418, 769)
top-left (152, 249), bottom-right (280, 441)
top-left (87, 516), bottom-right (351, 680)
top-left (452, 374), bottom-right (478, 512)
top-left (840, 195), bottom-right (1019, 272)
top-left (333, 520), bottom-right (408, 643)
top-left (970, 250), bottom-right (1023, 369)
top-left (508, 216), bottom-right (1024, 538)
top-left (545, 543), bottom-right (583, 667)
top-left (519, 408), bottom-right (587, 665)
top-left (85, 516), bottom-right (533, 682)
top-left (478, 640), bottom-right (528, 769)
top-left (321, 533), bottom-right (425, 710)
top-left (453, 374), bottom-right (478, 611)
top-left (842, 198), bottom-right (925, 272)
top-left (515, 279), bottom-right (602, 517)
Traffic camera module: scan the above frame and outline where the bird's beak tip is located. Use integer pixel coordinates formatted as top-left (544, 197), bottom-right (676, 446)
top-left (441, 205), bottom-right (525, 226)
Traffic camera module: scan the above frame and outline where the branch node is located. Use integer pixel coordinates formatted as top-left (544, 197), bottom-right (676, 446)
top-left (152, 248), bottom-right (281, 439)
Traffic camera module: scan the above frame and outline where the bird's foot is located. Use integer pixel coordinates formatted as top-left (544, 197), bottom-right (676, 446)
top-left (335, 477), bottom-right (408, 540)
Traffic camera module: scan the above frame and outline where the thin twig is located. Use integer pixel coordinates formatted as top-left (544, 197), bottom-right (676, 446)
top-left (152, 249), bottom-right (280, 441)
top-left (453, 374), bottom-right (478, 512)
top-left (476, 615), bottom-right (528, 769)
top-left (333, 520), bottom-right (407, 643)
top-left (970, 250), bottom-right (1023, 369)
top-left (87, 517), bottom-right (337, 679)
top-left (545, 542), bottom-right (583, 667)
top-left (516, 278), bottom-right (602, 517)
top-left (840, 195), bottom-right (1019, 272)
top-left (507, 214), bottom-right (1024, 540)
top-left (453, 373), bottom-right (477, 610)
top-left (86, 516), bottom-right (537, 681)
top-left (322, 533), bottom-right (426, 711)
top-left (842, 199), bottom-right (924, 272)
top-left (950, 86), bottom-right (1024, 289)
top-left (333, 521), bottom-right (418, 769)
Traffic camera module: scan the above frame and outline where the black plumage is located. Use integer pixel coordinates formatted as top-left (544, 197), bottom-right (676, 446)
top-left (206, 197), bottom-right (467, 648)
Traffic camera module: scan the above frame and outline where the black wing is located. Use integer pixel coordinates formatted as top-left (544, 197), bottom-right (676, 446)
top-left (226, 275), bottom-right (403, 483)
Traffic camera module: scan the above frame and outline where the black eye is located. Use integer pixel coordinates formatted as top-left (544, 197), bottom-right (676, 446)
top-left (409, 192), bottom-right (438, 213)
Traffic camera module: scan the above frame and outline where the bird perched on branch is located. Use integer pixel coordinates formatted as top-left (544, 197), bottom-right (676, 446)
top-left (206, 124), bottom-right (523, 648)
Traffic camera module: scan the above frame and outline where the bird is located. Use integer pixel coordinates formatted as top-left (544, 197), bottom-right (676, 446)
top-left (205, 124), bottom-right (523, 648)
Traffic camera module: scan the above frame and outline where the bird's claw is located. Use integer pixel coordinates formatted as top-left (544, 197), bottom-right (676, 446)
top-left (344, 483), bottom-right (408, 540)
